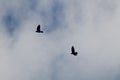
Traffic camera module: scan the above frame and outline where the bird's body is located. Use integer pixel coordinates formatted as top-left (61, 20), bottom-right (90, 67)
top-left (36, 25), bottom-right (43, 33)
top-left (71, 46), bottom-right (78, 56)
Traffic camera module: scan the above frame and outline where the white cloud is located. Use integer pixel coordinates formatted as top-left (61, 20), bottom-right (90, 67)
top-left (1, 0), bottom-right (120, 80)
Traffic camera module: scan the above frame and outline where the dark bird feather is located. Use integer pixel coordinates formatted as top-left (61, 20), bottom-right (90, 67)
top-left (71, 46), bottom-right (78, 56)
top-left (36, 25), bottom-right (43, 33)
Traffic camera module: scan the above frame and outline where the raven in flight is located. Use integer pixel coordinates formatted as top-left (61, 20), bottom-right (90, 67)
top-left (36, 25), bottom-right (43, 33)
top-left (71, 46), bottom-right (78, 56)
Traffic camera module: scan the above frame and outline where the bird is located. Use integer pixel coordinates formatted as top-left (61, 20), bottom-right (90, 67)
top-left (71, 46), bottom-right (78, 56)
top-left (36, 25), bottom-right (43, 33)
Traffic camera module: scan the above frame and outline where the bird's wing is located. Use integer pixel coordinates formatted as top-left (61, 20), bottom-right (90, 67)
top-left (37, 25), bottom-right (40, 31)
top-left (71, 46), bottom-right (75, 53)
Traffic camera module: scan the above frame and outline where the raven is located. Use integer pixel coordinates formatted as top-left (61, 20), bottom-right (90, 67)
top-left (71, 46), bottom-right (78, 56)
top-left (36, 25), bottom-right (43, 33)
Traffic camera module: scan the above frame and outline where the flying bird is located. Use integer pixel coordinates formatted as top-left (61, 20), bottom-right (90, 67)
top-left (71, 46), bottom-right (78, 56)
top-left (36, 25), bottom-right (43, 33)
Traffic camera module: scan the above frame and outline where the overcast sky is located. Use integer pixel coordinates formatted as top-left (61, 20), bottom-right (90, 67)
top-left (1, 0), bottom-right (120, 80)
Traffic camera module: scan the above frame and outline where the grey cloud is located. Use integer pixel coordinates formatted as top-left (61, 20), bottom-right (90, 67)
top-left (1, 0), bottom-right (120, 80)
top-left (2, 9), bottom-right (20, 35)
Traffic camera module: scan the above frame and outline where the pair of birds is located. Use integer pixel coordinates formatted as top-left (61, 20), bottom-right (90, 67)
top-left (36, 25), bottom-right (78, 56)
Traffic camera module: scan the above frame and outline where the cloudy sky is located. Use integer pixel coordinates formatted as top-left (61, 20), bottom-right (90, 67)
top-left (1, 0), bottom-right (120, 80)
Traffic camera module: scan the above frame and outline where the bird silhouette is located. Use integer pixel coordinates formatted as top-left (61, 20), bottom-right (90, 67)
top-left (71, 46), bottom-right (78, 56)
top-left (36, 25), bottom-right (43, 33)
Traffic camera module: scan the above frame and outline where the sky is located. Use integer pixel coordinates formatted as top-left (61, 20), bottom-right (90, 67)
top-left (1, 0), bottom-right (120, 80)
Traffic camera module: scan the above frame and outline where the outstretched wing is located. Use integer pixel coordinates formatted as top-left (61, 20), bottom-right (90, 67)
top-left (37, 25), bottom-right (40, 31)
top-left (71, 46), bottom-right (75, 53)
